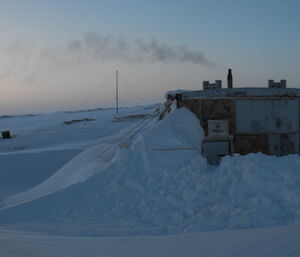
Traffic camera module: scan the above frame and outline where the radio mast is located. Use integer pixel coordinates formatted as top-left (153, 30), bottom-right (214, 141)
top-left (116, 70), bottom-right (119, 114)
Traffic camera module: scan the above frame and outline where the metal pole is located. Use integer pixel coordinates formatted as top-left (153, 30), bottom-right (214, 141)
top-left (116, 70), bottom-right (119, 114)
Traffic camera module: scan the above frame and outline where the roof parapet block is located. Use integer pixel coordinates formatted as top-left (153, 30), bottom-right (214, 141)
top-left (203, 80), bottom-right (222, 90)
top-left (268, 80), bottom-right (286, 88)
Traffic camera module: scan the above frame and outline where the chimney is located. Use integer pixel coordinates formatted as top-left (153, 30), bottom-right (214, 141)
top-left (227, 69), bottom-right (233, 88)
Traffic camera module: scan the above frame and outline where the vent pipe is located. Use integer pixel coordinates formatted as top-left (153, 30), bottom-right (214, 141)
top-left (227, 69), bottom-right (233, 88)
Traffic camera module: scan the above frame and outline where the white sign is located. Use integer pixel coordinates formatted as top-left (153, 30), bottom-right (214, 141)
top-left (208, 120), bottom-right (229, 136)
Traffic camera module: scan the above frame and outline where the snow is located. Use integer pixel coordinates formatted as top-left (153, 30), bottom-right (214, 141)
top-left (1, 224), bottom-right (300, 257)
top-left (1, 143), bottom-right (119, 208)
top-left (0, 106), bottom-right (158, 204)
top-left (0, 104), bottom-right (300, 256)
top-left (0, 150), bottom-right (80, 198)
top-left (1, 106), bottom-right (300, 236)
top-left (0, 106), bottom-right (155, 153)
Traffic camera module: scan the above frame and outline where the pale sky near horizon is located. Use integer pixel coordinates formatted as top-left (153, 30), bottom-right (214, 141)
top-left (0, 0), bottom-right (300, 114)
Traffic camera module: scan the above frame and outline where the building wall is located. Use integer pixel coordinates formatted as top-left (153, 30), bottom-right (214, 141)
top-left (235, 99), bottom-right (299, 133)
top-left (178, 97), bottom-right (300, 157)
top-left (201, 99), bottom-right (235, 136)
top-left (268, 133), bottom-right (299, 155)
top-left (178, 99), bottom-right (235, 136)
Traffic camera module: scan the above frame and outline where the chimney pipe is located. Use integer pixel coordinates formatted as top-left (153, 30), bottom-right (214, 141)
top-left (227, 69), bottom-right (233, 88)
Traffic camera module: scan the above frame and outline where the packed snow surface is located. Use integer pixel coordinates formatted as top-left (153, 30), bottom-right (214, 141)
top-left (1, 224), bottom-right (300, 257)
top-left (0, 106), bottom-right (300, 237)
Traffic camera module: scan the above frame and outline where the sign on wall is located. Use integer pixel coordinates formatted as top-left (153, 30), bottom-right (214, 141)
top-left (208, 120), bottom-right (229, 136)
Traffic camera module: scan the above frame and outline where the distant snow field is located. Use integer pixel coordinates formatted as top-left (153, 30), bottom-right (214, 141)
top-left (0, 105), bottom-right (299, 256)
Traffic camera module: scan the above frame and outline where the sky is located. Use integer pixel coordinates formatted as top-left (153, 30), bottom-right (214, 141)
top-left (0, 0), bottom-right (300, 114)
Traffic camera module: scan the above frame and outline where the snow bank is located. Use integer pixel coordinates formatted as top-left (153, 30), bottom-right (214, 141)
top-left (0, 107), bottom-right (300, 236)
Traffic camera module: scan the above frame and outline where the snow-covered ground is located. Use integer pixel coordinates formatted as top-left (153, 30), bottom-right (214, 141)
top-left (0, 106), bottom-right (156, 200)
top-left (1, 224), bottom-right (300, 257)
top-left (0, 104), bottom-right (299, 256)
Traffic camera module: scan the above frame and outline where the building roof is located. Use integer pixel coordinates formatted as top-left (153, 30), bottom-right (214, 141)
top-left (168, 87), bottom-right (300, 100)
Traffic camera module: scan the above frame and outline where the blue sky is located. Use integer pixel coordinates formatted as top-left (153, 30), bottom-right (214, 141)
top-left (0, 0), bottom-right (300, 114)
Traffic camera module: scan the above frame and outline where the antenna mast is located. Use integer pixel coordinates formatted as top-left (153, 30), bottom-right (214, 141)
top-left (116, 70), bottom-right (119, 114)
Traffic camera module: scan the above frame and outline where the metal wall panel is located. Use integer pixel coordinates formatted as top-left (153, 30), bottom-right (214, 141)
top-left (179, 99), bottom-right (202, 120)
top-left (234, 133), bottom-right (269, 155)
top-left (201, 99), bottom-right (235, 136)
top-left (268, 133), bottom-right (299, 155)
top-left (236, 99), bottom-right (299, 133)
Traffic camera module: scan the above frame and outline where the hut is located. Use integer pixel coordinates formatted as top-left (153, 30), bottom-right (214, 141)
top-left (167, 73), bottom-right (300, 164)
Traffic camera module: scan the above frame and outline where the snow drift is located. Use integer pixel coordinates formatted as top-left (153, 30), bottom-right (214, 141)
top-left (1, 142), bottom-right (119, 209)
top-left (0, 107), bottom-right (300, 236)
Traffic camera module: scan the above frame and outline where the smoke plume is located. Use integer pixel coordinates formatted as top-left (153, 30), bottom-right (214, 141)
top-left (0, 32), bottom-right (215, 83)
top-left (56, 32), bottom-right (213, 65)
